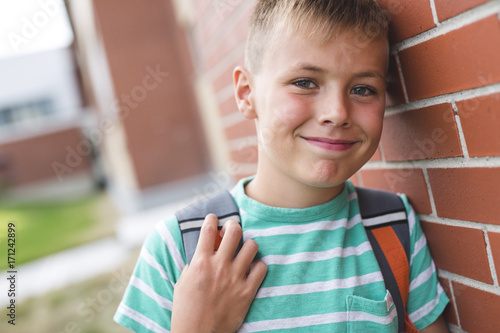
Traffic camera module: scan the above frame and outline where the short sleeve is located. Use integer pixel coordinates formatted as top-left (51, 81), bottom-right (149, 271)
top-left (113, 215), bottom-right (186, 332)
top-left (400, 195), bottom-right (449, 330)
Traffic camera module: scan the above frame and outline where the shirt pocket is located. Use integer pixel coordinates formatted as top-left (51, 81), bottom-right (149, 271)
top-left (345, 290), bottom-right (398, 333)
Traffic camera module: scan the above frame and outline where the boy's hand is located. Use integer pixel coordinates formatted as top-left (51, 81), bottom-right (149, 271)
top-left (171, 214), bottom-right (268, 333)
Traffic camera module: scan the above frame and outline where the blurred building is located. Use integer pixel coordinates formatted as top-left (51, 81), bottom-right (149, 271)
top-left (0, 0), bottom-right (231, 213)
top-left (0, 2), bottom-right (94, 202)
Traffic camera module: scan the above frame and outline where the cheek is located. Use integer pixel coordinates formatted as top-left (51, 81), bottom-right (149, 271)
top-left (355, 106), bottom-right (384, 139)
top-left (269, 95), bottom-right (312, 129)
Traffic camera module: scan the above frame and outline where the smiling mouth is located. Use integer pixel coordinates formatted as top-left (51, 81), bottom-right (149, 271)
top-left (302, 137), bottom-right (358, 152)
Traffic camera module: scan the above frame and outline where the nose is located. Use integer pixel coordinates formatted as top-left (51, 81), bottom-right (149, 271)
top-left (317, 91), bottom-right (352, 128)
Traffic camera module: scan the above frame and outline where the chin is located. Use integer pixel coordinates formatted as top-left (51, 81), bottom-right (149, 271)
top-left (300, 172), bottom-right (350, 189)
top-left (300, 163), bottom-right (355, 188)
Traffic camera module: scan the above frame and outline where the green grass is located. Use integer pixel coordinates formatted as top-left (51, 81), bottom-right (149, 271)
top-left (0, 193), bottom-right (117, 269)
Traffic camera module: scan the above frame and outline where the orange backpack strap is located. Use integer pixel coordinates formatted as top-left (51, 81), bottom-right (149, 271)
top-left (356, 187), bottom-right (419, 333)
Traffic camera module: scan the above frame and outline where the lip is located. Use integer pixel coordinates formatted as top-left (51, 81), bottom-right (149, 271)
top-left (302, 136), bottom-right (358, 152)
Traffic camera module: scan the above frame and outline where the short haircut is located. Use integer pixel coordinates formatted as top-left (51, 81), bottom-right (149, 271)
top-left (245, 0), bottom-right (389, 73)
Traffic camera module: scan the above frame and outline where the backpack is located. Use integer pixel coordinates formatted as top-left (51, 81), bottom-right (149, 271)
top-left (175, 186), bottom-right (418, 333)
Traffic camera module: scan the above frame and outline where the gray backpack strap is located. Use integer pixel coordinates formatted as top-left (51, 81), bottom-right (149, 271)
top-left (355, 186), bottom-right (410, 333)
top-left (175, 190), bottom-right (241, 264)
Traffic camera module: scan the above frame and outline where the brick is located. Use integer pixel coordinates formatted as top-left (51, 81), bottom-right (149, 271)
top-left (193, 0), bottom-right (213, 26)
top-left (212, 54), bottom-right (245, 93)
top-left (434, 0), bottom-right (490, 22)
top-left (438, 277), bottom-right (458, 326)
top-left (380, 104), bottom-right (462, 161)
top-left (230, 146), bottom-right (258, 164)
top-left (398, 16), bottom-right (500, 101)
top-left (219, 97), bottom-right (238, 117)
top-left (452, 282), bottom-right (500, 333)
top-left (197, 12), bottom-right (220, 49)
top-left (456, 93), bottom-right (500, 157)
top-left (349, 174), bottom-right (360, 186)
top-left (488, 232), bottom-right (500, 283)
top-left (204, 9), bottom-right (252, 70)
top-left (386, 55), bottom-right (406, 107)
top-left (377, 0), bottom-right (435, 43)
top-left (194, 0), bottom-right (244, 49)
top-left (360, 168), bottom-right (432, 214)
top-left (224, 120), bottom-right (257, 140)
top-left (213, 65), bottom-right (236, 94)
top-left (427, 168), bottom-right (500, 225)
top-left (234, 172), bottom-right (255, 182)
top-left (369, 147), bottom-right (382, 162)
top-left (421, 221), bottom-right (493, 284)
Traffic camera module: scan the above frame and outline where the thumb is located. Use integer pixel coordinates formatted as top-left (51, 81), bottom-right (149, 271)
top-left (177, 264), bottom-right (189, 284)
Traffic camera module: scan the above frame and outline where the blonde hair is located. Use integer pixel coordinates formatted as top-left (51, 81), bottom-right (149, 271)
top-left (245, 0), bottom-right (389, 72)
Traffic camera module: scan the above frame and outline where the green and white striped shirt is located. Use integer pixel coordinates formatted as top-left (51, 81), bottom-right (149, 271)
top-left (114, 178), bottom-right (449, 332)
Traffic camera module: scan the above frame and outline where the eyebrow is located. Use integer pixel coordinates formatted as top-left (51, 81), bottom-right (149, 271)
top-left (291, 63), bottom-right (385, 80)
top-left (354, 71), bottom-right (386, 80)
top-left (292, 63), bottom-right (326, 73)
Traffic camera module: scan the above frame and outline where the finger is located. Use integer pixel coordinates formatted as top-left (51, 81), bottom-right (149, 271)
top-left (234, 239), bottom-right (259, 273)
top-left (195, 214), bottom-right (219, 254)
top-left (246, 260), bottom-right (268, 290)
top-left (217, 219), bottom-right (243, 260)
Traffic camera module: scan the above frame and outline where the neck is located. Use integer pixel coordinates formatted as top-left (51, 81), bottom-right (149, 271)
top-left (245, 168), bottom-right (345, 209)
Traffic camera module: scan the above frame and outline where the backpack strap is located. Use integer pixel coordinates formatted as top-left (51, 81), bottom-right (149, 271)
top-left (175, 190), bottom-right (242, 264)
top-left (175, 186), bottom-right (418, 331)
top-left (355, 186), bottom-right (418, 333)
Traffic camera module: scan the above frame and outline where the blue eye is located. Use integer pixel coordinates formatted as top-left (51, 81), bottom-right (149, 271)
top-left (352, 86), bottom-right (376, 96)
top-left (293, 79), bottom-right (318, 89)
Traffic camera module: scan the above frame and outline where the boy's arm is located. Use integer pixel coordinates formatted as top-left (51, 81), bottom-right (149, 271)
top-left (171, 214), bottom-right (268, 333)
top-left (420, 315), bottom-right (449, 333)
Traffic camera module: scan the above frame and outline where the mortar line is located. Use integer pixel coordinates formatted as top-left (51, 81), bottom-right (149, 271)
top-left (385, 83), bottom-right (500, 115)
top-left (418, 215), bottom-right (500, 233)
top-left (438, 269), bottom-right (500, 295)
top-left (448, 324), bottom-right (465, 333)
top-left (227, 135), bottom-right (258, 151)
top-left (363, 156), bottom-right (500, 169)
top-left (451, 102), bottom-right (470, 159)
top-left (221, 110), bottom-right (245, 128)
top-left (484, 231), bottom-right (500, 287)
top-left (216, 83), bottom-right (236, 103)
top-left (428, 0), bottom-right (440, 26)
top-left (395, 54), bottom-right (410, 103)
top-left (447, 279), bottom-right (462, 329)
top-left (390, 1), bottom-right (500, 54)
top-left (422, 168), bottom-right (438, 216)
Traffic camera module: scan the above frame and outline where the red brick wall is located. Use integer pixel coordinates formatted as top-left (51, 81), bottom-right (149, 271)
top-left (364, 1), bottom-right (500, 332)
top-left (188, 1), bottom-right (500, 331)
top-left (190, 0), bottom-right (259, 179)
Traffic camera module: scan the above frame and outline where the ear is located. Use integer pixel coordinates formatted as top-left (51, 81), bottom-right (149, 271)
top-left (233, 66), bottom-right (257, 119)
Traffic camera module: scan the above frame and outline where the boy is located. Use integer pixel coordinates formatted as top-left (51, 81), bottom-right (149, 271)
top-left (114, 0), bottom-right (450, 332)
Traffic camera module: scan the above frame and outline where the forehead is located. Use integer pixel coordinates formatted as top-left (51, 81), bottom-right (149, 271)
top-left (262, 30), bottom-right (389, 78)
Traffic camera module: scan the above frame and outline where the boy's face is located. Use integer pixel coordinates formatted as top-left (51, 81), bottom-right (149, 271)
top-left (236, 30), bottom-right (389, 195)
